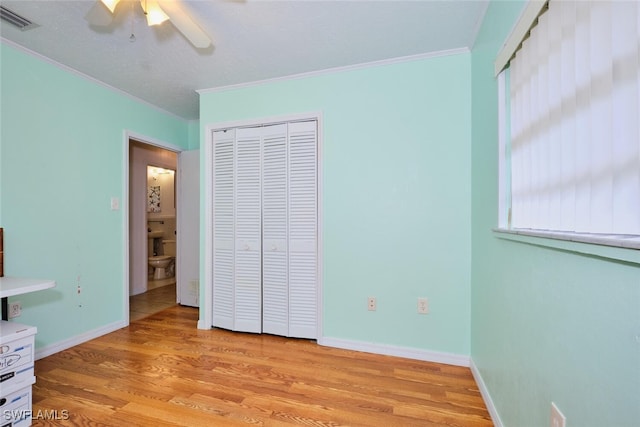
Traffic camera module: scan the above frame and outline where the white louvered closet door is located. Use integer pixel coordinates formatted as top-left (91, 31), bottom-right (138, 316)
top-left (212, 129), bottom-right (235, 330)
top-left (261, 123), bottom-right (289, 336)
top-left (287, 121), bottom-right (317, 339)
top-left (212, 120), bottom-right (317, 338)
top-left (234, 127), bottom-right (263, 333)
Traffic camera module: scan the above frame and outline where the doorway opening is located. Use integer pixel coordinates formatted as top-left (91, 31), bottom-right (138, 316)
top-left (129, 139), bottom-right (179, 321)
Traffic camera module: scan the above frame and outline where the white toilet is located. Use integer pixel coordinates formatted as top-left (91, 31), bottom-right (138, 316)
top-left (148, 255), bottom-right (173, 280)
top-left (148, 239), bottom-right (176, 280)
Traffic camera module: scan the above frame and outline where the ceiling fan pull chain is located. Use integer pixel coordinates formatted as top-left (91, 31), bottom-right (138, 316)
top-left (129, 1), bottom-right (136, 42)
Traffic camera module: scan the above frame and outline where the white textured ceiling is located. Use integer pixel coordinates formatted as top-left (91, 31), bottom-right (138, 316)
top-left (0, 0), bottom-right (488, 120)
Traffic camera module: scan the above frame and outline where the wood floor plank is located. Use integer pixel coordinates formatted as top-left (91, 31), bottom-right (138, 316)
top-left (32, 306), bottom-right (493, 426)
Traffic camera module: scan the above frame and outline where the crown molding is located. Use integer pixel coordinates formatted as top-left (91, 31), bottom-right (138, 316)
top-left (197, 47), bottom-right (470, 95)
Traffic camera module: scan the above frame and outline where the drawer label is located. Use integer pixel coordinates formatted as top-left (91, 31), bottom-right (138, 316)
top-left (0, 371), bottom-right (14, 383)
top-left (0, 355), bottom-right (20, 370)
top-left (0, 342), bottom-right (32, 375)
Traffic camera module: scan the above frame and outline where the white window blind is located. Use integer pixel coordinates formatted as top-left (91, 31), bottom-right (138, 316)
top-left (504, 0), bottom-right (640, 239)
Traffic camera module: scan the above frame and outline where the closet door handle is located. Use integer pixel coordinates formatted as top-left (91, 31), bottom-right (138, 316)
top-left (271, 244), bottom-right (277, 251)
top-left (244, 244), bottom-right (250, 251)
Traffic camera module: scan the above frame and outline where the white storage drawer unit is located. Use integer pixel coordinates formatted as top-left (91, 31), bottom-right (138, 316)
top-left (1, 385), bottom-right (32, 426)
top-left (0, 321), bottom-right (36, 391)
top-left (0, 277), bottom-right (55, 427)
top-left (1, 321), bottom-right (36, 427)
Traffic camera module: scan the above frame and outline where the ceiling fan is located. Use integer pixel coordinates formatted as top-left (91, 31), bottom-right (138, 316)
top-left (85, 0), bottom-right (212, 49)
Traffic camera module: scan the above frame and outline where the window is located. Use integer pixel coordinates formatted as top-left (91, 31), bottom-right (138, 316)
top-left (496, 0), bottom-right (640, 249)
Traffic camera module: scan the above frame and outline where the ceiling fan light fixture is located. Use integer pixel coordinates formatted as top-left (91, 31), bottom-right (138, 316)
top-left (142, 0), bottom-right (169, 26)
top-left (100, 0), bottom-right (120, 14)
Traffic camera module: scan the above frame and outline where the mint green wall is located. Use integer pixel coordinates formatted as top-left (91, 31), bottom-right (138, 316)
top-left (0, 42), bottom-right (188, 348)
top-left (471, 2), bottom-right (640, 427)
top-left (200, 54), bottom-right (472, 354)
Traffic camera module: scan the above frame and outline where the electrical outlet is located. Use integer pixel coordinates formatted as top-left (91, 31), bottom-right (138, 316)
top-left (417, 297), bottom-right (429, 314)
top-left (550, 402), bottom-right (566, 427)
top-left (9, 301), bottom-right (21, 318)
top-left (367, 297), bottom-right (376, 311)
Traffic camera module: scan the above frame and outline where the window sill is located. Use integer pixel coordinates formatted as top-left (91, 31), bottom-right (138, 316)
top-left (493, 228), bottom-right (640, 265)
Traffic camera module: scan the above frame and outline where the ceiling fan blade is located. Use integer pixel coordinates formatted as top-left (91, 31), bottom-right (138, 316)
top-left (84, 1), bottom-right (113, 26)
top-left (157, 0), bottom-right (212, 49)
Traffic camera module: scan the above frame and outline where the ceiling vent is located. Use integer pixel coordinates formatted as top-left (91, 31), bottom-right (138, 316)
top-left (0, 6), bottom-right (38, 31)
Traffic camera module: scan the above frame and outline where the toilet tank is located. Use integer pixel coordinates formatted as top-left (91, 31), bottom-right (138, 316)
top-left (163, 240), bottom-right (176, 257)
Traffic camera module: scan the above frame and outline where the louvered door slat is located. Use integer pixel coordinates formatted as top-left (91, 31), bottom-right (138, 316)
top-left (234, 127), bottom-right (262, 333)
top-left (262, 123), bottom-right (289, 336)
top-left (287, 121), bottom-right (317, 339)
top-left (212, 129), bottom-right (235, 330)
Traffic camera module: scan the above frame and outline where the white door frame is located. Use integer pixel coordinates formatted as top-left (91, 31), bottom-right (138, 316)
top-left (176, 150), bottom-right (200, 307)
top-left (200, 112), bottom-right (324, 340)
top-left (122, 130), bottom-right (184, 325)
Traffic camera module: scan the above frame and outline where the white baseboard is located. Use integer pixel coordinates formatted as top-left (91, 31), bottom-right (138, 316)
top-left (470, 358), bottom-right (503, 427)
top-left (318, 336), bottom-right (470, 367)
top-left (35, 320), bottom-right (127, 360)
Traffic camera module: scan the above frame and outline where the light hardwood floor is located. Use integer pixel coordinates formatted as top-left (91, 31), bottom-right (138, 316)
top-left (32, 306), bottom-right (493, 426)
top-left (129, 282), bottom-right (177, 322)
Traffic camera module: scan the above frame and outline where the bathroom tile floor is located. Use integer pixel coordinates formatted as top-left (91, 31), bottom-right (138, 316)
top-left (130, 281), bottom-right (177, 322)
